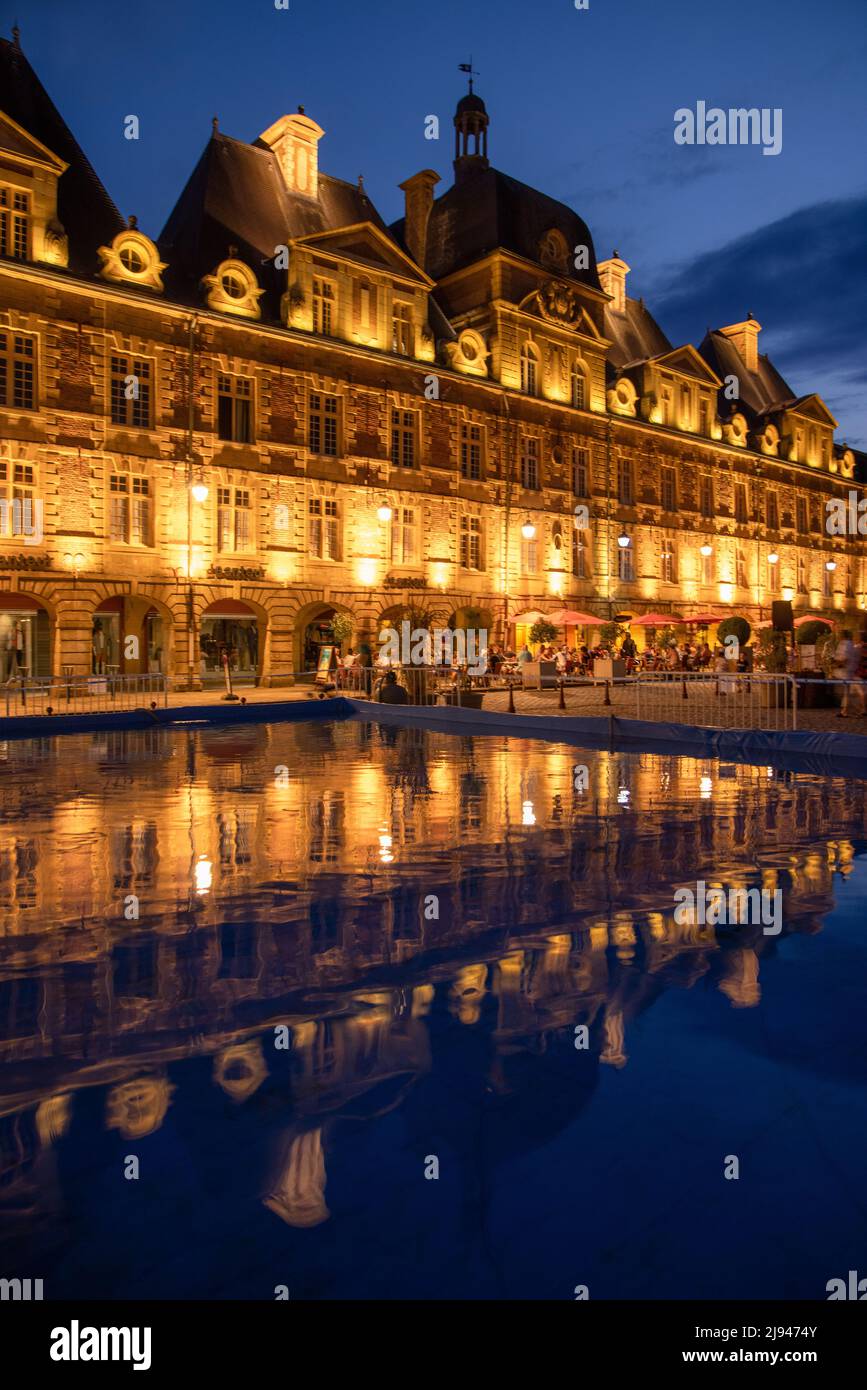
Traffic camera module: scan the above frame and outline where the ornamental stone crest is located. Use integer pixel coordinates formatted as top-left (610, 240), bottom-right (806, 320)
top-left (537, 279), bottom-right (581, 326)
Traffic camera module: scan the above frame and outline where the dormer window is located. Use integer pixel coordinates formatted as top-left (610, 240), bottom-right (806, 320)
top-left (202, 259), bottom-right (263, 318)
top-left (98, 227), bottom-right (166, 292)
top-left (520, 343), bottom-right (539, 396)
top-left (312, 278), bottom-right (335, 335)
top-left (0, 187), bottom-right (30, 260)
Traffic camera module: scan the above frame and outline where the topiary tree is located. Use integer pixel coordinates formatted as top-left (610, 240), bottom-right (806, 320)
top-left (598, 621), bottom-right (627, 648)
top-left (529, 619), bottom-right (558, 646)
top-left (816, 630), bottom-right (837, 677)
top-left (756, 628), bottom-right (789, 672)
top-left (717, 615), bottom-right (751, 648)
top-left (330, 613), bottom-right (353, 647)
top-left (795, 619), bottom-right (833, 646)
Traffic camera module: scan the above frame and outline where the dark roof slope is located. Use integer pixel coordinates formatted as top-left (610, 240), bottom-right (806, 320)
top-left (0, 35), bottom-right (122, 269)
top-left (159, 130), bottom-right (391, 308)
top-left (392, 164), bottom-right (601, 287)
top-left (604, 296), bottom-right (672, 373)
top-left (699, 329), bottom-right (796, 419)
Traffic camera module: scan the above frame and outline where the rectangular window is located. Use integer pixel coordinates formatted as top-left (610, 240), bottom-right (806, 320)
top-left (698, 397), bottom-right (710, 436)
top-left (810, 503), bottom-right (821, 534)
top-left (661, 465), bottom-right (677, 512)
top-left (573, 446), bottom-right (589, 497)
top-left (797, 496), bottom-right (808, 534)
top-left (217, 486), bottom-right (252, 553)
top-left (617, 456), bottom-right (633, 504)
top-left (702, 550), bottom-right (715, 584)
top-left (767, 557), bottom-right (780, 592)
top-left (797, 556), bottom-right (808, 593)
top-left (109, 471), bottom-right (151, 545)
top-left (391, 507), bottom-right (417, 565)
top-left (1, 460), bottom-right (37, 537)
top-left (0, 330), bottom-right (36, 409)
top-left (308, 497), bottom-right (340, 560)
top-left (520, 347), bottom-right (537, 396)
top-left (309, 392), bottom-right (339, 456)
top-left (661, 537), bottom-right (677, 583)
top-left (571, 368), bottom-right (586, 410)
top-left (392, 302), bottom-right (413, 356)
top-left (217, 373), bottom-right (253, 443)
top-left (736, 548), bottom-right (748, 588)
top-left (766, 491), bottom-right (779, 532)
top-left (390, 408), bottom-right (416, 468)
top-left (823, 564), bottom-right (832, 598)
top-left (521, 535), bottom-right (538, 573)
top-left (520, 437), bottom-right (540, 491)
top-left (0, 187), bottom-right (30, 260)
top-left (572, 525), bottom-right (590, 579)
top-left (110, 354), bottom-right (152, 428)
top-left (460, 515), bottom-right (482, 571)
top-left (618, 544), bottom-right (635, 582)
top-left (680, 383), bottom-right (691, 428)
top-left (312, 278), bottom-right (335, 336)
top-left (734, 482), bottom-right (748, 524)
top-left (700, 475), bottom-right (714, 519)
top-left (460, 422), bottom-right (483, 480)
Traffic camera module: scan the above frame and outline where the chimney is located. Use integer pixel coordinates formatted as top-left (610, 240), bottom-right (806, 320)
top-left (597, 253), bottom-right (630, 314)
top-left (259, 109), bottom-right (325, 198)
top-left (719, 315), bottom-right (761, 374)
top-left (398, 170), bottom-right (440, 270)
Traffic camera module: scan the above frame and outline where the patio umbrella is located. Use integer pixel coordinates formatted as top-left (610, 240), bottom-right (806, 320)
top-left (688, 612), bottom-right (728, 626)
top-left (631, 612), bottom-right (685, 626)
top-left (793, 614), bottom-right (833, 628)
top-left (546, 608), bottom-right (605, 625)
top-left (510, 609), bottom-right (551, 624)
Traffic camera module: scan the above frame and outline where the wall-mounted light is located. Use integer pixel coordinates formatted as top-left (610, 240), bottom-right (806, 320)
top-left (700, 543), bottom-right (713, 557)
top-left (826, 559), bottom-right (837, 572)
top-left (376, 502), bottom-right (393, 524)
top-left (617, 529), bottom-right (631, 549)
top-left (521, 518), bottom-right (536, 540)
top-left (767, 551), bottom-right (779, 565)
top-left (191, 482), bottom-right (209, 503)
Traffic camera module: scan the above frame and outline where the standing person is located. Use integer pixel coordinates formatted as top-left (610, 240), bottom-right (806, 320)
top-left (517, 643), bottom-right (533, 664)
top-left (835, 629), bottom-right (862, 717)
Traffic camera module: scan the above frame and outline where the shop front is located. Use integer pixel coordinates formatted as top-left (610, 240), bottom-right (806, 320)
top-left (199, 599), bottom-right (259, 686)
top-left (0, 592), bottom-right (50, 678)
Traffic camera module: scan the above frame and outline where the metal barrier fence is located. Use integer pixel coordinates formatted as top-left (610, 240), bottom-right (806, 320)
top-left (3, 673), bottom-right (169, 718)
top-left (631, 671), bottom-right (797, 732)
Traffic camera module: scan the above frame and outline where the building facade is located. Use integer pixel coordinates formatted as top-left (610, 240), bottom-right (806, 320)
top-left (1, 32), bottom-right (864, 686)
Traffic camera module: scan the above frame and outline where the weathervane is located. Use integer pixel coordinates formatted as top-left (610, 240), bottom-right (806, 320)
top-left (458, 58), bottom-right (479, 94)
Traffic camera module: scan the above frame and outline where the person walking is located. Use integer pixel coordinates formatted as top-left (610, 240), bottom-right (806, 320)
top-left (836, 629), bottom-right (864, 717)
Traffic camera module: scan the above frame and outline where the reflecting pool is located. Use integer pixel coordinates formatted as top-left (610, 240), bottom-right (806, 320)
top-left (1, 719), bottom-right (866, 1299)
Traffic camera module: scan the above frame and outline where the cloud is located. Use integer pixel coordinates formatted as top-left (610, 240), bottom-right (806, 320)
top-left (651, 195), bottom-right (867, 444)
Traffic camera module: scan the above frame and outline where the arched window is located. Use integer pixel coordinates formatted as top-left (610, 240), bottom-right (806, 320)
top-left (520, 343), bottom-right (538, 396)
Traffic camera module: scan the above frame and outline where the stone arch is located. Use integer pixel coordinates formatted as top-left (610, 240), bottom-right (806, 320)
top-left (290, 597), bottom-right (358, 673)
top-left (0, 589), bottom-right (54, 678)
top-left (198, 594), bottom-right (267, 686)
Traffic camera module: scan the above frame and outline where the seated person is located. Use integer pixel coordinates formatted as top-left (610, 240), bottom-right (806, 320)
top-left (377, 669), bottom-right (409, 704)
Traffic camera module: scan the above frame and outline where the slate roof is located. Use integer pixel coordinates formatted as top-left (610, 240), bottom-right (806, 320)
top-left (699, 329), bottom-right (797, 419)
top-left (0, 35), bottom-right (122, 270)
top-left (158, 130), bottom-right (392, 309)
top-left (391, 163), bottom-right (601, 288)
top-left (604, 296), bottom-right (672, 374)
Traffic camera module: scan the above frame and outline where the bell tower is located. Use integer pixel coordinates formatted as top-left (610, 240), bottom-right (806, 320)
top-left (453, 63), bottom-right (489, 181)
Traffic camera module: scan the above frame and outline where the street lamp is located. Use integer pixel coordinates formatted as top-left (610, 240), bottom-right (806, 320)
top-left (825, 559), bottom-right (837, 571)
top-left (521, 518), bottom-right (536, 540)
top-left (376, 502), bottom-right (393, 523)
top-left (768, 551), bottom-right (779, 566)
top-left (191, 482), bottom-right (209, 504)
top-left (617, 529), bottom-right (630, 548)
top-left (700, 543), bottom-right (713, 557)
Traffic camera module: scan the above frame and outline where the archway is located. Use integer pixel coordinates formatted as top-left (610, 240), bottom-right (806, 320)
top-left (199, 598), bottom-right (261, 687)
top-left (293, 601), bottom-right (355, 674)
top-left (0, 592), bottom-right (52, 678)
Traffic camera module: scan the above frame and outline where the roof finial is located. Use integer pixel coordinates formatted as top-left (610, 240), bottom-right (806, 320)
top-left (212, 115), bottom-right (219, 136)
top-left (12, 22), bottom-right (21, 49)
top-left (127, 214), bottom-right (138, 229)
top-left (357, 174), bottom-right (365, 192)
top-left (298, 104), bottom-right (305, 115)
top-left (458, 57), bottom-right (479, 95)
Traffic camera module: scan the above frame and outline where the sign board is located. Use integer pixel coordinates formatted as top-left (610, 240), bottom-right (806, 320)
top-left (315, 644), bottom-right (335, 685)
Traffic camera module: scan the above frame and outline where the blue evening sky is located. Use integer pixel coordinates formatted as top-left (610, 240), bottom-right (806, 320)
top-left (5, 0), bottom-right (867, 444)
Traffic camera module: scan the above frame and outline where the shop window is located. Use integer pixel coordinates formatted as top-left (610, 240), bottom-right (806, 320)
top-left (0, 330), bottom-right (36, 409)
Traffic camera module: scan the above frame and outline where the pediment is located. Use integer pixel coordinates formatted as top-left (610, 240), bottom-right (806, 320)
top-left (651, 344), bottom-right (721, 386)
top-left (518, 281), bottom-right (603, 338)
top-left (0, 109), bottom-right (67, 173)
top-left (292, 221), bottom-right (433, 286)
top-left (786, 393), bottom-right (838, 428)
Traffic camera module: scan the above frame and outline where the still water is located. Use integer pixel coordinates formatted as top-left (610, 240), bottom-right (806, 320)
top-left (1, 717), bottom-right (866, 1300)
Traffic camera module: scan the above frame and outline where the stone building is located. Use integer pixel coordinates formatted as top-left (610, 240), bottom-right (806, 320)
top-left (0, 31), bottom-right (863, 686)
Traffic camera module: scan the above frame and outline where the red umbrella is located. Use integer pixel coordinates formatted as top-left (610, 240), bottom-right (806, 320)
top-left (688, 612), bottom-right (729, 625)
top-left (511, 609), bottom-right (550, 624)
top-left (546, 608), bottom-right (605, 625)
top-left (631, 612), bottom-right (685, 626)
top-left (793, 614), bottom-right (833, 628)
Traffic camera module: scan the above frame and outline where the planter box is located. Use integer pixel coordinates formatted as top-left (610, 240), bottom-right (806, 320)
top-left (522, 660), bottom-right (558, 690)
top-left (593, 658), bottom-right (626, 681)
top-left (440, 690), bottom-right (485, 709)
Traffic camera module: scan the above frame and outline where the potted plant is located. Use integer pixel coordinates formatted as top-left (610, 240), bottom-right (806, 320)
top-left (529, 619), bottom-right (558, 647)
top-left (331, 613), bottom-right (353, 648)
